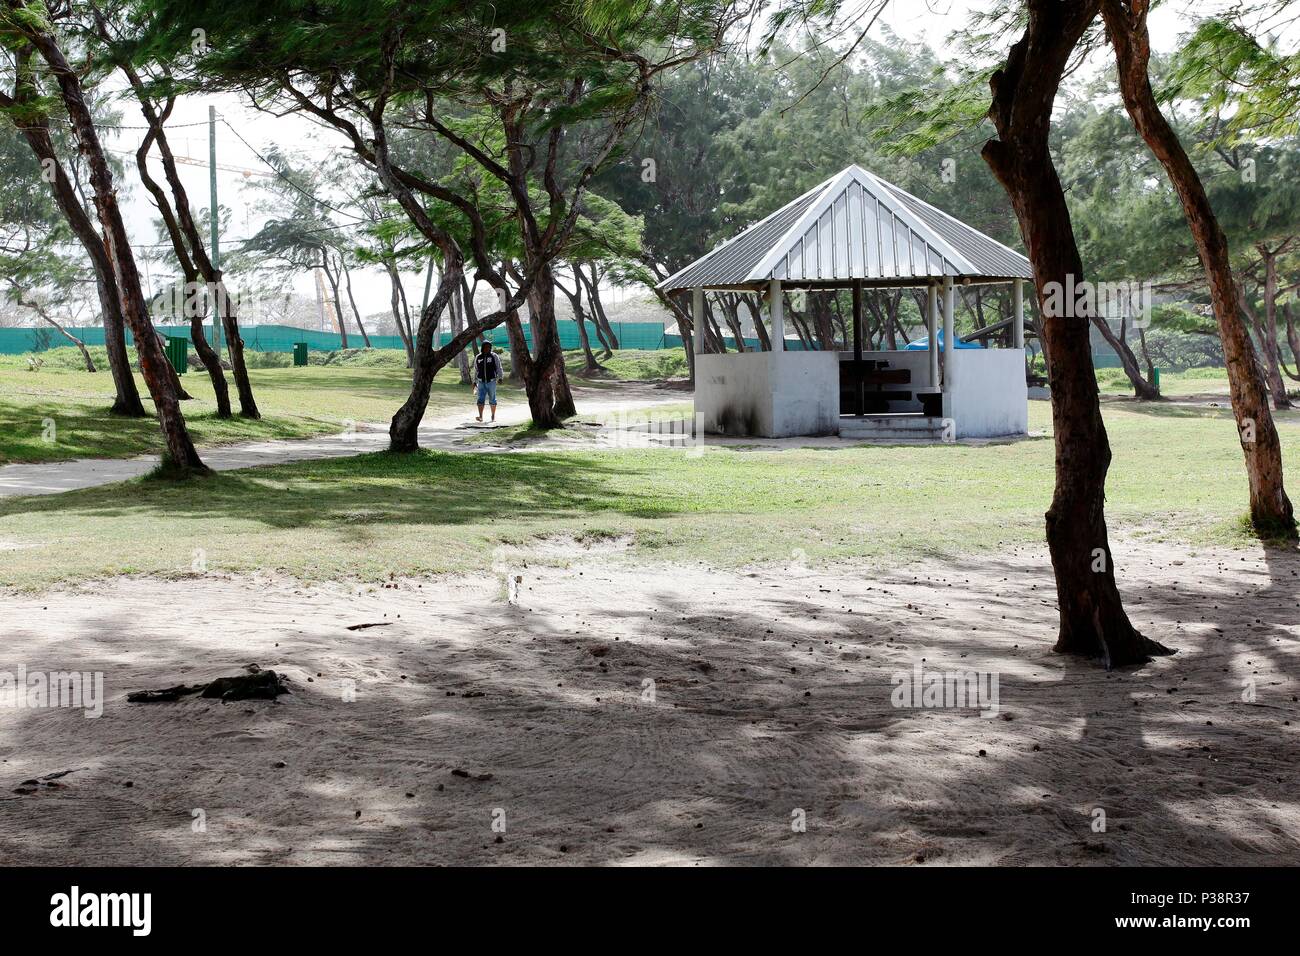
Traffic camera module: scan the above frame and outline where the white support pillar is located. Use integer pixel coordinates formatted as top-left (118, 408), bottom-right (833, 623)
top-left (926, 283), bottom-right (939, 388)
top-left (942, 275), bottom-right (956, 365)
top-left (1012, 279), bottom-right (1025, 349)
top-left (769, 279), bottom-right (784, 353)
top-left (692, 287), bottom-right (705, 355)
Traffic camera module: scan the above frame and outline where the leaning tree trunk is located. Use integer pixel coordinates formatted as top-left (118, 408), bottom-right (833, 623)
top-left (1283, 303), bottom-right (1300, 382)
top-left (21, 294), bottom-right (96, 371)
top-left (1091, 316), bottom-right (1160, 399)
top-left (112, 50), bottom-right (258, 421)
top-left (190, 306), bottom-right (231, 417)
top-left (522, 263), bottom-right (571, 427)
top-left (342, 260), bottom-right (372, 349)
top-left (504, 305), bottom-right (530, 387)
top-left (561, 276), bottom-right (602, 372)
top-left (128, 99), bottom-right (230, 417)
top-left (0, 90), bottom-right (145, 414)
top-left (385, 261), bottom-right (415, 368)
top-left (389, 254), bottom-right (462, 452)
top-left (984, 0), bottom-right (1171, 667)
top-left (322, 257), bottom-right (349, 349)
top-left (456, 276), bottom-right (475, 384)
top-left (1102, 0), bottom-right (1295, 537)
top-left (1255, 245), bottom-right (1292, 409)
top-left (24, 28), bottom-right (205, 472)
top-left (581, 264), bottom-right (618, 354)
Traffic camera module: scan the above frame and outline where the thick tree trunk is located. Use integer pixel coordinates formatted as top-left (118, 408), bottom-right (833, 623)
top-left (526, 264), bottom-right (574, 425)
top-left (984, 0), bottom-right (1170, 667)
top-left (389, 255), bottom-right (462, 452)
top-left (1101, 0), bottom-right (1295, 538)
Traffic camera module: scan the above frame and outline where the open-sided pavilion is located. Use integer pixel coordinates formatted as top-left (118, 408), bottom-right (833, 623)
top-left (658, 165), bottom-right (1034, 440)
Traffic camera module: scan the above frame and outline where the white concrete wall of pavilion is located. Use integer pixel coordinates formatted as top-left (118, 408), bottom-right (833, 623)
top-left (689, 277), bottom-right (1029, 441)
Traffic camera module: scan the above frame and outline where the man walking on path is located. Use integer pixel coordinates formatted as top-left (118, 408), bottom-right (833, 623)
top-left (474, 341), bottom-right (503, 422)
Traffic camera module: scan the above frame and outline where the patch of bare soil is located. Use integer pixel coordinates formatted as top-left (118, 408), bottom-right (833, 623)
top-left (1, 539), bottom-right (1296, 865)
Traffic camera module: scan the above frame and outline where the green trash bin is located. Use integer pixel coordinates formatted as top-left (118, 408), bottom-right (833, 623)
top-left (293, 342), bottom-right (309, 367)
top-left (164, 335), bottom-right (187, 375)
top-left (1153, 366), bottom-right (1161, 390)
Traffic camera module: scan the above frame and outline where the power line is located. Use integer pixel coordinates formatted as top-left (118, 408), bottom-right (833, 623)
top-left (219, 118), bottom-right (371, 223)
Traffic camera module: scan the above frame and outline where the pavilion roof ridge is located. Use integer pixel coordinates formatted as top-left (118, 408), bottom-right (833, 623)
top-left (657, 164), bottom-right (1031, 293)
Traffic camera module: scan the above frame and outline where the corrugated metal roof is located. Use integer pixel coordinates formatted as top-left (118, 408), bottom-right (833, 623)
top-left (658, 165), bottom-right (1032, 292)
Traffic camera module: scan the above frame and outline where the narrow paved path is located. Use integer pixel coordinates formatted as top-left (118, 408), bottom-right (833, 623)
top-left (0, 383), bottom-right (686, 498)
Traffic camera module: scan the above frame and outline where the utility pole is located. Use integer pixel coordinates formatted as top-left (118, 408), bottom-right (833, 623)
top-left (209, 105), bottom-right (221, 360)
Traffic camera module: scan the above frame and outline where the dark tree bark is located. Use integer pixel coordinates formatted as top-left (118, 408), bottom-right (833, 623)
top-left (189, 309), bottom-right (231, 415)
top-left (384, 260), bottom-right (415, 368)
top-left (1090, 316), bottom-right (1160, 399)
top-left (105, 41), bottom-right (259, 419)
top-left (321, 255), bottom-right (349, 350)
top-left (1101, 0), bottom-right (1295, 538)
top-left (457, 275), bottom-right (476, 384)
top-left (15, 288), bottom-right (96, 371)
top-left (390, 252), bottom-right (460, 451)
top-left (341, 259), bottom-right (372, 348)
top-left (1253, 242), bottom-right (1293, 409)
top-left (582, 263), bottom-right (620, 351)
top-left (718, 294), bottom-right (749, 352)
top-left (557, 265), bottom-right (602, 372)
top-left (1283, 302), bottom-right (1300, 382)
top-left (128, 93), bottom-right (231, 417)
top-left (740, 293), bottom-right (770, 351)
top-left (0, 68), bottom-right (144, 416)
top-left (983, 0), bottom-right (1170, 666)
top-left (19, 26), bottom-right (204, 472)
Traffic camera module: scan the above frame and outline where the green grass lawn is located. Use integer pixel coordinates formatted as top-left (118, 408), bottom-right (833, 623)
top-left (0, 347), bottom-right (504, 464)
top-left (566, 348), bottom-right (689, 383)
top-left (1095, 365), bottom-right (1274, 398)
top-left (0, 345), bottom-right (686, 464)
top-left (2, 398), bottom-right (1295, 589)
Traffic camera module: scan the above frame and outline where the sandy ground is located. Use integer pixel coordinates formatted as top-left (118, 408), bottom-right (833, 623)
top-left (0, 383), bottom-right (685, 497)
top-left (1, 537), bottom-right (1297, 866)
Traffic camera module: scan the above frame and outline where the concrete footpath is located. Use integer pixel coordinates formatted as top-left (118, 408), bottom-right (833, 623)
top-left (0, 385), bottom-right (686, 498)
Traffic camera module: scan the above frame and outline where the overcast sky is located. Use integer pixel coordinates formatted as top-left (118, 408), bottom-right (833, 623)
top-left (108, 1), bottom-right (1196, 325)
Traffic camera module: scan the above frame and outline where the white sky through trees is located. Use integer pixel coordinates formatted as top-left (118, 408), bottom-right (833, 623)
top-left (107, 1), bottom-right (1190, 325)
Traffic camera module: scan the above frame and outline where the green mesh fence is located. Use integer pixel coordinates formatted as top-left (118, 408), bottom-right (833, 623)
top-left (0, 321), bottom-right (669, 355)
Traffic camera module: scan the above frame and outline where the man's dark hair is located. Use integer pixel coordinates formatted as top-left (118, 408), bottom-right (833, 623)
top-left (480, 342), bottom-right (493, 353)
